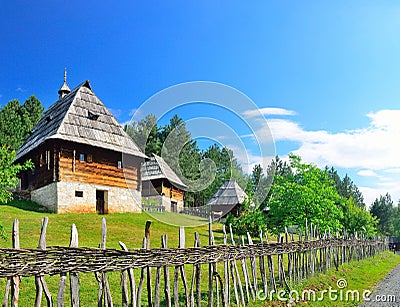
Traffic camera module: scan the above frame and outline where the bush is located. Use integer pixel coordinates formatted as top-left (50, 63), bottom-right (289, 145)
top-left (225, 198), bottom-right (268, 237)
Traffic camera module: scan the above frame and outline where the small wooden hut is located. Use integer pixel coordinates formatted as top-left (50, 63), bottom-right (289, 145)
top-left (206, 179), bottom-right (249, 217)
top-left (141, 154), bottom-right (187, 212)
top-left (16, 73), bottom-right (147, 213)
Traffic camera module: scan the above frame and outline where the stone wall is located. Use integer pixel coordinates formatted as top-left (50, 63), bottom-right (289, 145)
top-left (57, 182), bottom-right (141, 213)
top-left (30, 182), bottom-right (141, 213)
top-left (31, 183), bottom-right (58, 212)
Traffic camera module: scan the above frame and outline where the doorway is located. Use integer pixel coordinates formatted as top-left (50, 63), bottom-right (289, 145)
top-left (171, 201), bottom-right (177, 213)
top-left (96, 190), bottom-right (108, 214)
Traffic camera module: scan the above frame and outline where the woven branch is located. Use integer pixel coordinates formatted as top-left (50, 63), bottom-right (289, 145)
top-left (0, 238), bottom-right (384, 278)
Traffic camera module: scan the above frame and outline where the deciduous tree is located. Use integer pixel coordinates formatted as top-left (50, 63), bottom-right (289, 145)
top-left (267, 154), bottom-right (343, 234)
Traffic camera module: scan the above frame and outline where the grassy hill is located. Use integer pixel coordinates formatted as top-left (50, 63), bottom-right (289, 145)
top-left (0, 201), bottom-right (226, 306)
top-left (0, 200), bottom-right (224, 249)
top-left (1, 201), bottom-right (399, 306)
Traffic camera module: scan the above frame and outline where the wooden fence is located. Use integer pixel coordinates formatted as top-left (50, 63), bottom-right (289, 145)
top-left (0, 217), bottom-right (387, 307)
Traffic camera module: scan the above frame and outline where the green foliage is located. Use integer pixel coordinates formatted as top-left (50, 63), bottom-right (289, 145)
top-left (340, 197), bottom-right (378, 237)
top-left (225, 198), bottom-right (267, 237)
top-left (126, 114), bottom-right (247, 207)
top-left (328, 167), bottom-right (365, 208)
top-left (392, 205), bottom-right (400, 237)
top-left (370, 193), bottom-right (395, 236)
top-left (0, 146), bottom-right (34, 204)
top-left (0, 95), bottom-right (43, 150)
top-left (124, 114), bottom-right (161, 156)
top-left (267, 154), bottom-right (343, 234)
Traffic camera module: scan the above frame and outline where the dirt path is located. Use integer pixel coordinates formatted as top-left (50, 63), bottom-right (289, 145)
top-left (359, 261), bottom-right (400, 307)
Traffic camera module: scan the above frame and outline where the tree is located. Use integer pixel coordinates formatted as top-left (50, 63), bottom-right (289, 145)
top-left (267, 154), bottom-right (343, 234)
top-left (339, 197), bottom-right (378, 237)
top-left (370, 193), bottom-right (395, 235)
top-left (393, 205), bottom-right (400, 237)
top-left (22, 95), bottom-right (44, 133)
top-left (124, 114), bottom-right (161, 156)
top-left (0, 146), bottom-right (33, 203)
top-left (0, 95), bottom-right (43, 150)
top-left (225, 197), bottom-right (267, 237)
top-left (328, 168), bottom-right (365, 209)
top-left (246, 164), bottom-right (271, 209)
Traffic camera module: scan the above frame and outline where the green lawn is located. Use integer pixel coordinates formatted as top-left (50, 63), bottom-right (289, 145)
top-left (0, 201), bottom-right (223, 249)
top-left (0, 201), bottom-right (225, 306)
top-left (1, 201), bottom-right (399, 306)
top-left (249, 250), bottom-right (400, 307)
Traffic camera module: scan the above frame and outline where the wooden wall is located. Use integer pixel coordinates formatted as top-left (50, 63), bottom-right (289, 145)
top-left (142, 178), bottom-right (184, 202)
top-left (19, 140), bottom-right (142, 191)
top-left (58, 143), bottom-right (141, 190)
top-left (19, 142), bottom-right (57, 190)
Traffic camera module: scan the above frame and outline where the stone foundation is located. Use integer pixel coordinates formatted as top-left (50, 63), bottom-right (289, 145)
top-left (31, 183), bottom-right (58, 212)
top-left (30, 182), bottom-right (141, 213)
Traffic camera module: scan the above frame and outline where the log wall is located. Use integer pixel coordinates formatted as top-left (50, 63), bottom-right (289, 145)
top-left (19, 140), bottom-right (142, 191)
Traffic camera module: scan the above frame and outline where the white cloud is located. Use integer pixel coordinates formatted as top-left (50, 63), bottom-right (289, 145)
top-left (243, 107), bottom-right (296, 118)
top-left (15, 87), bottom-right (26, 92)
top-left (357, 169), bottom-right (378, 177)
top-left (264, 110), bottom-right (400, 171)
top-left (247, 109), bottom-right (400, 205)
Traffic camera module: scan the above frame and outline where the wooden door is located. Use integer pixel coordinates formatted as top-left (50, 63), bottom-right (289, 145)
top-left (96, 190), bottom-right (106, 214)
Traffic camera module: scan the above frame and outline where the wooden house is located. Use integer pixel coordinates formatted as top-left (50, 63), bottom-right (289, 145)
top-left (206, 179), bottom-right (249, 217)
top-left (141, 154), bottom-right (187, 212)
top-left (15, 74), bottom-right (147, 213)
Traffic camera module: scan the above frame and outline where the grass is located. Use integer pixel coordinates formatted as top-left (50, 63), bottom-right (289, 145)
top-left (1, 201), bottom-right (399, 306)
top-left (250, 251), bottom-right (400, 307)
top-left (0, 201), bottom-right (225, 306)
top-left (0, 200), bottom-right (224, 249)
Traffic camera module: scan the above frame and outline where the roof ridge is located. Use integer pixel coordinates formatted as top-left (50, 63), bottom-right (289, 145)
top-left (16, 80), bottom-right (147, 161)
top-left (53, 81), bottom-right (88, 136)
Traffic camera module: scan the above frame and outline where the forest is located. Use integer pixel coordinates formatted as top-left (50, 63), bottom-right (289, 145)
top-left (0, 96), bottom-right (399, 239)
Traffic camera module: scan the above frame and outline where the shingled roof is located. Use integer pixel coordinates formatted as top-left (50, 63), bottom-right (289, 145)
top-left (142, 154), bottom-right (188, 190)
top-left (206, 179), bottom-right (248, 207)
top-left (16, 80), bottom-right (147, 160)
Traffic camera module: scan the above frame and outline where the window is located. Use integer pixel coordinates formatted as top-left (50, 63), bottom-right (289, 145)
top-left (39, 153), bottom-right (44, 167)
top-left (118, 161), bottom-right (122, 168)
top-left (87, 153), bottom-right (93, 163)
top-left (79, 153), bottom-right (85, 162)
top-left (46, 150), bottom-right (51, 170)
top-left (75, 191), bottom-right (83, 197)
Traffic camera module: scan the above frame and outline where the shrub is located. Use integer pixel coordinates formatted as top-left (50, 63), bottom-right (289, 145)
top-left (225, 198), bottom-right (268, 237)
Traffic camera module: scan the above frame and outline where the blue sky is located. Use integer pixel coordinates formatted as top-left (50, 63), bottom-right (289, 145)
top-left (1, 1), bottom-right (400, 206)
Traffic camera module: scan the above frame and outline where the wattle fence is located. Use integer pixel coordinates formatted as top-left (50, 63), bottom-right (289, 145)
top-left (0, 217), bottom-right (387, 307)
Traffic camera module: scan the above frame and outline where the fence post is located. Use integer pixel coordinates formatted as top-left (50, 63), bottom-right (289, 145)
top-left (145, 221), bottom-right (153, 307)
top-left (119, 241), bottom-right (137, 307)
top-left (162, 235), bottom-right (171, 307)
top-left (208, 217), bottom-right (214, 307)
top-left (69, 224), bottom-right (80, 307)
top-left (11, 219), bottom-right (20, 307)
top-left (57, 224), bottom-right (79, 307)
top-left (3, 219), bottom-right (20, 307)
top-left (229, 225), bottom-right (245, 306)
top-left (95, 218), bottom-right (113, 307)
top-left (35, 216), bottom-right (53, 307)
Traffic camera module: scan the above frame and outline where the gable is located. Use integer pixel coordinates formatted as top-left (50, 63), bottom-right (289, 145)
top-left (16, 81), bottom-right (146, 161)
